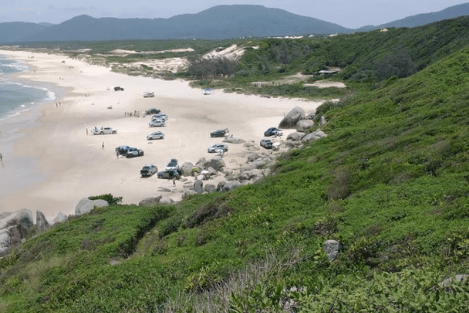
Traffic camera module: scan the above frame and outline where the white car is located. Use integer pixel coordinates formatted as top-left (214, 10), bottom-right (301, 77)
top-left (152, 113), bottom-right (168, 121)
top-left (147, 131), bottom-right (164, 140)
top-left (143, 92), bottom-right (155, 98)
top-left (208, 143), bottom-right (228, 153)
top-left (92, 127), bottom-right (117, 135)
top-left (149, 119), bottom-right (165, 127)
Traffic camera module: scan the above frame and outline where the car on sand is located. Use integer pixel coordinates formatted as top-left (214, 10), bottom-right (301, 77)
top-left (147, 131), bottom-right (164, 140)
top-left (157, 169), bottom-right (181, 179)
top-left (210, 128), bottom-right (229, 137)
top-left (145, 108), bottom-right (161, 115)
top-left (208, 143), bottom-right (228, 153)
top-left (152, 113), bottom-right (168, 121)
top-left (140, 164), bottom-right (158, 177)
top-left (166, 158), bottom-right (178, 170)
top-left (149, 119), bottom-right (165, 127)
top-left (115, 145), bottom-right (131, 156)
top-left (260, 139), bottom-right (273, 149)
top-left (126, 147), bottom-right (144, 158)
top-left (143, 92), bottom-right (155, 98)
top-left (93, 127), bottom-right (117, 135)
top-left (264, 127), bottom-right (283, 137)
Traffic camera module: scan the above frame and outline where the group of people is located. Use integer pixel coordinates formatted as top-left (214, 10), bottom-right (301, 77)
top-left (124, 110), bottom-right (140, 117)
top-left (55, 102), bottom-right (62, 107)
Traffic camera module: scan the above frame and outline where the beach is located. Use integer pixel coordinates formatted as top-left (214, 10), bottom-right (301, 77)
top-left (0, 50), bottom-right (326, 221)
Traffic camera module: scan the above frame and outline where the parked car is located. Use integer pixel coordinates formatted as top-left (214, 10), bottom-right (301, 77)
top-left (210, 128), bottom-right (229, 137)
top-left (115, 145), bottom-right (131, 156)
top-left (208, 143), bottom-right (229, 153)
top-left (157, 169), bottom-right (181, 179)
top-left (92, 126), bottom-right (117, 135)
top-left (149, 119), bottom-right (165, 127)
top-left (260, 139), bottom-right (273, 149)
top-left (264, 127), bottom-right (283, 137)
top-left (152, 113), bottom-right (168, 121)
top-left (140, 164), bottom-right (158, 177)
top-left (126, 147), bottom-right (144, 158)
top-left (114, 86), bottom-right (124, 91)
top-left (145, 108), bottom-right (160, 115)
top-left (147, 131), bottom-right (164, 140)
top-left (143, 92), bottom-right (155, 98)
top-left (166, 158), bottom-right (178, 170)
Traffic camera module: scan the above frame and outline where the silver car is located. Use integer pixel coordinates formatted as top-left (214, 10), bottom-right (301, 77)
top-left (92, 126), bottom-right (117, 135)
top-left (147, 131), bottom-right (164, 140)
top-left (207, 143), bottom-right (228, 153)
top-left (149, 119), bottom-right (165, 127)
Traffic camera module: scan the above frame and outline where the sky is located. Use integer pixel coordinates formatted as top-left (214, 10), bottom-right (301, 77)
top-left (0, 0), bottom-right (467, 29)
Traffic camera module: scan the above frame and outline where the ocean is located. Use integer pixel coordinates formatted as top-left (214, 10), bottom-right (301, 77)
top-left (0, 55), bottom-right (55, 121)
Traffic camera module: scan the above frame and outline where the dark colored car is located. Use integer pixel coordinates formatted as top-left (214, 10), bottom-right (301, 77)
top-left (114, 86), bottom-right (124, 91)
top-left (264, 127), bottom-right (283, 137)
top-left (260, 139), bottom-right (273, 149)
top-left (145, 108), bottom-right (161, 115)
top-left (210, 128), bottom-right (229, 137)
top-left (140, 164), bottom-right (158, 177)
top-left (126, 147), bottom-right (144, 158)
top-left (115, 145), bottom-right (131, 156)
top-left (157, 169), bottom-right (181, 179)
top-left (166, 158), bottom-right (178, 170)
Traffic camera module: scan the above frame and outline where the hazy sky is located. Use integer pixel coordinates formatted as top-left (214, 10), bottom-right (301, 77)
top-left (0, 0), bottom-right (467, 28)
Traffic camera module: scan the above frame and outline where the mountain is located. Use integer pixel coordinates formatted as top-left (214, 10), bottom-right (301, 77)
top-left (357, 2), bottom-right (469, 31)
top-left (0, 5), bottom-right (351, 43)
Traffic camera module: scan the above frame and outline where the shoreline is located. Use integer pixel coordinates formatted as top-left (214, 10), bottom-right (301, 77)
top-left (0, 50), bottom-right (326, 221)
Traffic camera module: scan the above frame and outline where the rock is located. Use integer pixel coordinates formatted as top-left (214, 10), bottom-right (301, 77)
top-left (139, 196), bottom-right (163, 207)
top-left (204, 184), bottom-right (217, 193)
top-left (238, 171), bottom-right (250, 181)
top-left (244, 140), bottom-right (255, 147)
top-left (305, 112), bottom-right (315, 120)
top-left (319, 115), bottom-right (327, 126)
top-left (36, 211), bottom-right (49, 232)
top-left (223, 137), bottom-right (246, 144)
top-left (222, 181), bottom-right (241, 192)
top-left (287, 132), bottom-right (305, 141)
top-left (0, 224), bottom-right (28, 254)
top-left (159, 197), bottom-right (174, 204)
top-left (195, 157), bottom-right (206, 170)
top-left (52, 212), bottom-right (68, 225)
top-left (194, 180), bottom-right (204, 194)
top-left (217, 181), bottom-right (226, 191)
top-left (0, 209), bottom-right (33, 231)
top-left (182, 190), bottom-right (197, 199)
top-left (285, 140), bottom-right (301, 148)
top-left (441, 274), bottom-right (469, 287)
top-left (296, 120), bottom-right (314, 132)
top-left (241, 159), bottom-right (269, 171)
top-left (158, 187), bottom-right (172, 192)
top-left (323, 240), bottom-right (340, 261)
top-left (180, 162), bottom-right (194, 177)
top-left (301, 130), bottom-right (327, 142)
top-left (248, 169), bottom-right (264, 181)
top-left (206, 157), bottom-right (225, 171)
top-left (247, 153), bottom-right (260, 163)
top-left (207, 167), bottom-right (217, 176)
top-left (75, 198), bottom-right (109, 215)
top-left (278, 107), bottom-right (305, 129)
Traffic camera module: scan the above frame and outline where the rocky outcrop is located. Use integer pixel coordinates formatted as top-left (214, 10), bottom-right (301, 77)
top-left (0, 209), bottom-right (32, 255)
top-left (287, 132), bottom-right (305, 141)
top-left (206, 157), bottom-right (225, 171)
top-left (180, 162), bottom-right (194, 177)
top-left (139, 196), bottom-right (163, 207)
top-left (204, 184), bottom-right (217, 193)
top-left (182, 190), bottom-right (197, 199)
top-left (195, 157), bottom-right (207, 170)
top-left (323, 240), bottom-right (340, 261)
top-left (52, 212), bottom-right (68, 225)
top-left (0, 209), bottom-right (33, 231)
top-left (159, 197), bottom-right (174, 204)
top-left (194, 180), bottom-right (204, 194)
top-left (279, 107), bottom-right (305, 129)
top-left (223, 137), bottom-right (246, 144)
top-left (75, 198), bottom-right (109, 215)
top-left (217, 181), bottom-right (226, 191)
top-left (296, 120), bottom-right (314, 132)
top-left (247, 153), bottom-right (260, 163)
top-left (222, 181), bottom-right (241, 192)
top-left (36, 211), bottom-right (49, 232)
top-left (207, 167), bottom-right (217, 176)
top-left (301, 130), bottom-right (327, 142)
top-left (305, 112), bottom-right (315, 120)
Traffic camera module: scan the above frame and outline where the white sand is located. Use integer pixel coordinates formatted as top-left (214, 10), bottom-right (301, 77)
top-left (0, 50), bottom-right (326, 220)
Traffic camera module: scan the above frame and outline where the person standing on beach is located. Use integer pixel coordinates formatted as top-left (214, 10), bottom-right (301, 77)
top-left (0, 153), bottom-right (2, 162)
top-left (86, 128), bottom-right (88, 135)
top-left (102, 142), bottom-right (104, 149)
top-left (173, 177), bottom-right (176, 187)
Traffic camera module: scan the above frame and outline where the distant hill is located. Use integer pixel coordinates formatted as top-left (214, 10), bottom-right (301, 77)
top-left (357, 2), bottom-right (469, 31)
top-left (0, 5), bottom-right (351, 43)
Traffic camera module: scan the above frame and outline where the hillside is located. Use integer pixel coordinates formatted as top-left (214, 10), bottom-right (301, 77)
top-left (2, 27), bottom-right (469, 311)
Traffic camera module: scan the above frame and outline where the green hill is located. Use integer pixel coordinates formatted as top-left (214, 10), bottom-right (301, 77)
top-left (2, 24), bottom-right (469, 313)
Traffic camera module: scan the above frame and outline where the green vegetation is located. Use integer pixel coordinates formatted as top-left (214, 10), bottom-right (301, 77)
top-left (2, 17), bottom-right (469, 312)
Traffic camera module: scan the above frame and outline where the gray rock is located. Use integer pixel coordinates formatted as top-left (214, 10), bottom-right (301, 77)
top-left (441, 274), bottom-right (469, 287)
top-left (139, 196), bottom-right (163, 207)
top-left (296, 120), bottom-right (314, 132)
top-left (204, 184), bottom-right (217, 193)
top-left (285, 140), bottom-right (302, 148)
top-left (279, 107), bottom-right (305, 129)
top-left (244, 140), bottom-right (255, 147)
top-left (159, 197), bottom-right (174, 204)
top-left (0, 209), bottom-right (33, 231)
top-left (222, 181), bottom-right (241, 192)
top-left (180, 162), bottom-right (194, 177)
top-left (238, 171), bottom-right (250, 181)
top-left (207, 167), bottom-right (217, 176)
top-left (182, 190), bottom-right (197, 199)
top-left (217, 181), bottom-right (226, 191)
top-left (194, 180), bottom-right (204, 194)
top-left (195, 157), bottom-right (206, 170)
top-left (223, 137), bottom-right (246, 144)
top-left (36, 211), bottom-right (49, 232)
top-left (0, 224), bottom-right (28, 254)
top-left (305, 112), bottom-right (315, 120)
top-left (206, 157), bottom-right (225, 171)
top-left (319, 115), bottom-right (327, 126)
top-left (301, 130), bottom-right (327, 142)
top-left (287, 132), bottom-right (305, 141)
top-left (158, 187), bottom-right (172, 192)
top-left (242, 159), bottom-right (269, 171)
top-left (52, 212), bottom-right (68, 225)
top-left (323, 240), bottom-right (340, 261)
top-left (248, 169), bottom-right (264, 181)
top-left (247, 153), bottom-right (260, 163)
top-left (75, 198), bottom-right (109, 215)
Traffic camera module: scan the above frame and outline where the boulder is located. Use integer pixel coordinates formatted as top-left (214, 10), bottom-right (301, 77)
top-left (217, 181), bottom-right (226, 191)
top-left (0, 224), bottom-right (28, 254)
top-left (204, 184), bottom-right (217, 193)
top-left (182, 190), bottom-right (197, 199)
top-left (223, 137), bottom-right (246, 144)
top-left (305, 112), bottom-right (315, 120)
top-left (206, 157), bottom-right (225, 171)
top-left (323, 240), bottom-right (340, 261)
top-left (285, 140), bottom-right (301, 148)
top-left (238, 171), bottom-right (250, 181)
top-left (0, 209), bottom-right (33, 231)
top-left (75, 198), bottom-right (109, 215)
top-left (36, 211), bottom-right (49, 232)
top-left (296, 120), bottom-right (314, 132)
top-left (441, 274), bottom-right (469, 287)
top-left (244, 140), bottom-right (255, 147)
top-left (222, 181), bottom-right (241, 192)
top-left (207, 167), bottom-right (218, 176)
top-left (301, 130), bottom-right (327, 142)
top-left (241, 159), bottom-right (269, 171)
top-left (139, 196), bottom-right (163, 207)
top-left (319, 115), bottom-right (327, 126)
top-left (194, 180), bottom-right (204, 194)
top-left (180, 162), bottom-right (194, 177)
top-left (159, 197), bottom-right (174, 204)
top-left (248, 169), bottom-right (264, 181)
top-left (287, 132), bottom-right (305, 141)
top-left (278, 107), bottom-right (305, 129)
top-left (195, 157), bottom-right (206, 170)
top-left (247, 153), bottom-right (260, 163)
top-left (52, 212), bottom-right (68, 225)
